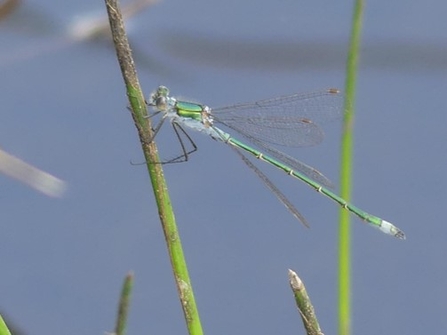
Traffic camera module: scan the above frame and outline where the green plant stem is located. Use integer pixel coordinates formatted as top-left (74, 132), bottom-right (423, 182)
top-left (115, 272), bottom-right (134, 335)
top-left (104, 1), bottom-right (203, 334)
top-left (339, 1), bottom-right (364, 335)
top-left (288, 269), bottom-right (323, 335)
top-left (0, 315), bottom-right (12, 335)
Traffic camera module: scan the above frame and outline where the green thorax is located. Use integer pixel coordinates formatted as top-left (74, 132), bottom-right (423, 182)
top-left (175, 101), bottom-right (204, 121)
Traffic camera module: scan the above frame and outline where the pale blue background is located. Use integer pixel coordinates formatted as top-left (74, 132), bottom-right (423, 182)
top-left (0, 0), bottom-right (446, 334)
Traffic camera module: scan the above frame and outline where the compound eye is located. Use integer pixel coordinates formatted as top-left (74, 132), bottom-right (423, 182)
top-left (157, 86), bottom-right (169, 96)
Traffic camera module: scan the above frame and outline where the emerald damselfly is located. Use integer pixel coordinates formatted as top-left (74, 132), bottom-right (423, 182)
top-left (147, 86), bottom-right (405, 239)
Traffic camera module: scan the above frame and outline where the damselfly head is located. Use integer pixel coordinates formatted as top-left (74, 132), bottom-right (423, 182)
top-left (150, 85), bottom-right (170, 111)
top-left (156, 85), bottom-right (169, 97)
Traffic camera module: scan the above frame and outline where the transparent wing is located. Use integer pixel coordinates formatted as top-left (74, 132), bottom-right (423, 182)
top-left (240, 133), bottom-right (334, 188)
top-left (231, 146), bottom-right (310, 227)
top-left (213, 89), bottom-right (343, 147)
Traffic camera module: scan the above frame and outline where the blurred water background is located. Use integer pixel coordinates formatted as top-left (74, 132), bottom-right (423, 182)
top-left (0, 0), bottom-right (446, 334)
